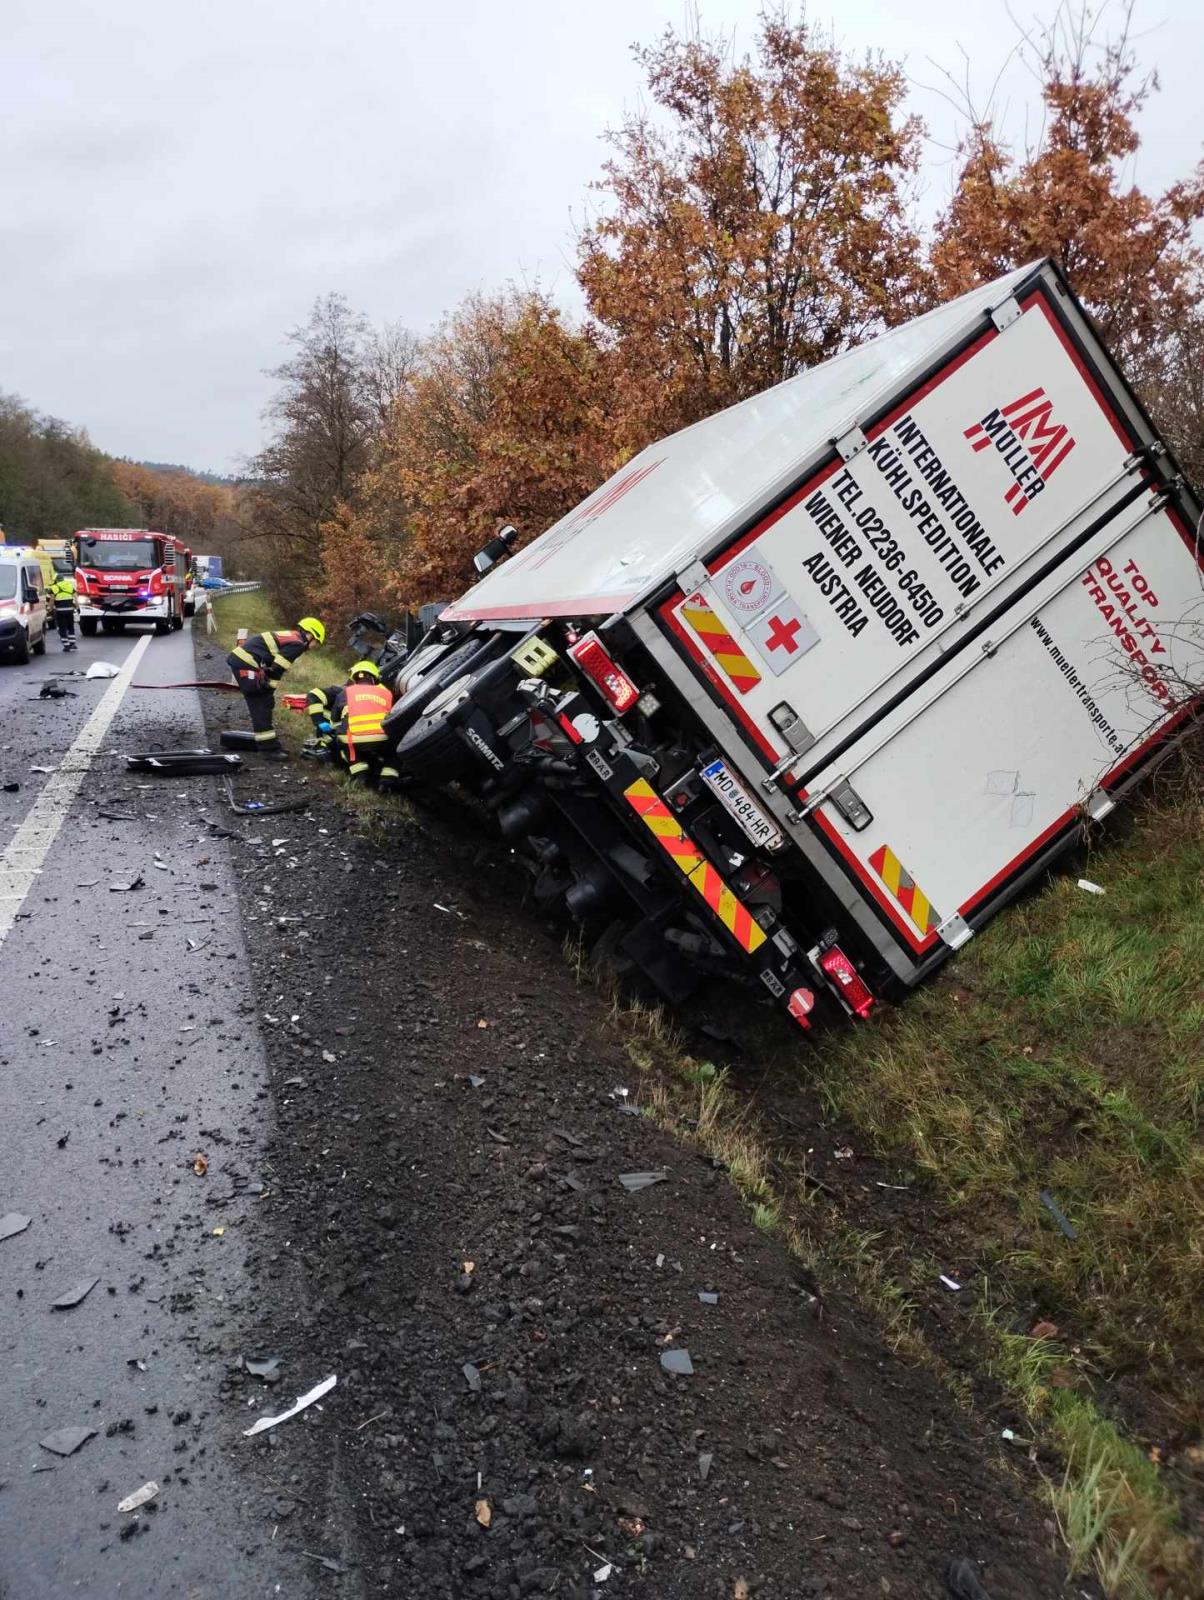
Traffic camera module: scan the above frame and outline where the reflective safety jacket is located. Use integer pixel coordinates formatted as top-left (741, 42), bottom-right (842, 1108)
top-left (50, 576), bottom-right (76, 605)
top-left (306, 683), bottom-right (346, 740)
top-left (228, 629), bottom-right (308, 683)
top-left (337, 681), bottom-right (393, 755)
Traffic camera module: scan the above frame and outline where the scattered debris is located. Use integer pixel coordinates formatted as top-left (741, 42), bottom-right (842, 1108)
top-left (302, 1553), bottom-right (348, 1575)
top-left (192, 1153), bottom-right (209, 1176)
top-left (0, 1213), bottom-right (32, 1242)
top-left (463, 1363), bottom-right (482, 1393)
top-left (474, 1499), bottom-right (492, 1528)
top-left (619, 1171), bottom-right (669, 1192)
top-left (1040, 1190), bottom-right (1078, 1240)
top-left (242, 1373), bottom-right (337, 1437)
top-left (833, 1145), bottom-right (855, 1161)
top-left (697, 1291), bottom-right (719, 1306)
top-left (127, 751), bottom-right (243, 776)
top-left (484, 1127), bottom-right (510, 1145)
top-left (734, 1580), bottom-right (750, 1600)
top-left (108, 875), bottom-right (145, 893)
top-left (245, 1355), bottom-right (283, 1383)
top-left (660, 1347), bottom-right (694, 1376)
top-left (38, 683), bottom-right (76, 699)
top-left (85, 661), bottom-right (120, 679)
top-left (594, 1563), bottom-right (614, 1582)
top-left (944, 1557), bottom-right (994, 1599)
top-left (39, 1426), bottom-right (96, 1457)
top-left (51, 1277), bottom-right (100, 1310)
top-left (698, 1452), bottom-right (714, 1482)
top-left (467, 1075), bottom-right (485, 1089)
top-left (1029, 1319), bottom-right (1060, 1340)
top-left (223, 776), bottom-right (309, 817)
top-left (30, 764), bottom-right (55, 774)
top-left (939, 1274), bottom-right (963, 1292)
top-left (1076, 878), bottom-right (1105, 895)
top-left (117, 1481), bottom-right (159, 1513)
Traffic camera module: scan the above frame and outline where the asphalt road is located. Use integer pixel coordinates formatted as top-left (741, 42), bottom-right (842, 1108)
top-left (0, 618), bottom-right (319, 1599)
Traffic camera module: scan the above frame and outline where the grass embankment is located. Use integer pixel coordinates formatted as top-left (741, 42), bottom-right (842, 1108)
top-left (607, 778), bottom-right (1204, 1598)
top-left (206, 590), bottom-right (402, 825)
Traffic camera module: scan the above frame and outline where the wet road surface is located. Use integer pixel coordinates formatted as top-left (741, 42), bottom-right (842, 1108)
top-left (0, 619), bottom-right (318, 1598)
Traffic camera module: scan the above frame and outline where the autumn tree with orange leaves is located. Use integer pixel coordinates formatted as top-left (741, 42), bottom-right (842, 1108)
top-left (577, 13), bottom-right (925, 441)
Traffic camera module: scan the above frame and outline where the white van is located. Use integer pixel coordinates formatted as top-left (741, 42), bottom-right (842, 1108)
top-left (0, 548), bottom-right (48, 663)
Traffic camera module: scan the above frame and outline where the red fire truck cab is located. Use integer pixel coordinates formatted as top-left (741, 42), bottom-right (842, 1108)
top-left (74, 529), bottom-right (190, 636)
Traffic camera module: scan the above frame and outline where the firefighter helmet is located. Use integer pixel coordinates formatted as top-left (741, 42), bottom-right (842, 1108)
top-left (298, 616), bottom-right (326, 645)
top-left (349, 660), bottom-right (381, 682)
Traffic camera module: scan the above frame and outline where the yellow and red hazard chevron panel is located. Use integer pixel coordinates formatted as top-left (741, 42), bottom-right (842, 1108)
top-left (678, 592), bottom-right (762, 696)
top-left (868, 844), bottom-right (940, 936)
top-left (624, 778), bottom-right (766, 953)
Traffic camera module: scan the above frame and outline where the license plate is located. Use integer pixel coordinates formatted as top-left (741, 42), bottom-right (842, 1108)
top-left (701, 758), bottom-right (784, 851)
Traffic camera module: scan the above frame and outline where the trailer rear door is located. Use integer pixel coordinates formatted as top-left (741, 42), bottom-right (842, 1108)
top-left (653, 263), bottom-right (1203, 966)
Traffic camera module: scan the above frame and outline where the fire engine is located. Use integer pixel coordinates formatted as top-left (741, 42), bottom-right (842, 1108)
top-left (74, 529), bottom-right (192, 636)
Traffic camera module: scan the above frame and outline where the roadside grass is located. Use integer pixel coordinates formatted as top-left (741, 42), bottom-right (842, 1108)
top-left (206, 590), bottom-right (415, 826)
top-left (593, 776), bottom-right (1204, 1597)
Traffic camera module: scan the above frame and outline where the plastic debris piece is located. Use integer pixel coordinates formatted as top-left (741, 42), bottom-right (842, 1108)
top-left (698, 1291), bottom-right (719, 1306)
top-left (475, 1498), bottom-right (492, 1528)
top-left (86, 661), bottom-right (120, 679)
top-left (0, 1213), bottom-right (32, 1242)
top-left (734, 1580), bottom-right (750, 1600)
top-left (40, 1425), bottom-right (96, 1457)
top-left (660, 1347), bottom-right (694, 1376)
top-left (302, 1553), bottom-right (347, 1574)
top-left (245, 1355), bottom-right (283, 1383)
top-left (1076, 879), bottom-right (1105, 895)
top-left (484, 1127), bottom-right (510, 1145)
top-left (51, 1276), bottom-right (100, 1310)
top-left (595, 1564), bottom-right (613, 1582)
top-left (117, 1480), bottom-right (159, 1513)
top-left (243, 1373), bottom-right (337, 1437)
top-left (467, 1075), bottom-right (485, 1089)
top-left (1040, 1190), bottom-right (1078, 1240)
top-left (30, 765), bottom-right (56, 774)
top-left (321, 1050), bottom-right (336, 1064)
top-left (192, 1153), bottom-right (209, 1176)
top-left (939, 1274), bottom-right (962, 1291)
top-left (619, 1171), bottom-right (669, 1191)
top-left (463, 1363), bottom-right (482, 1393)
top-left (698, 1451), bottom-right (714, 1481)
top-left (944, 1557), bottom-right (994, 1599)
top-left (108, 875), bottom-right (145, 893)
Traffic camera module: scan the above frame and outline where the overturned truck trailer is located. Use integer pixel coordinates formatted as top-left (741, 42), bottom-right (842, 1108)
top-left (385, 259), bottom-right (1204, 1027)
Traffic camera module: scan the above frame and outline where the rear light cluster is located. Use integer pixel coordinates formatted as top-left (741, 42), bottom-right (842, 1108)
top-left (818, 947), bottom-right (875, 1018)
top-left (568, 632), bottom-right (639, 714)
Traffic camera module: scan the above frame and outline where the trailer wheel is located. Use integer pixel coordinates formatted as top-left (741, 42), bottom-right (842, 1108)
top-left (154, 617), bottom-right (170, 635)
top-left (80, 618), bottom-right (98, 637)
top-left (383, 633), bottom-right (501, 745)
top-left (395, 679), bottom-right (478, 783)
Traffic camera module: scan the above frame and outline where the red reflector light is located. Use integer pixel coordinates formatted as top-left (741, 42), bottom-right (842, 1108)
top-left (568, 632), bottom-right (639, 714)
top-left (818, 947), bottom-right (875, 1018)
top-left (787, 987), bottom-right (815, 1029)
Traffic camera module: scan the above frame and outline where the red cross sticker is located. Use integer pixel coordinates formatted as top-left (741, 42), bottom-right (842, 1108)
top-left (764, 613), bottom-right (803, 655)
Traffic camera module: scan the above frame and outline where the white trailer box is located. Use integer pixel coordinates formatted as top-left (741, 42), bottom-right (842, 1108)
top-left (402, 259), bottom-right (1202, 1017)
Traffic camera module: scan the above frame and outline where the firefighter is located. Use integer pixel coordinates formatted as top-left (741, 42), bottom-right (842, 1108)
top-left (226, 617), bottom-right (325, 758)
top-left (334, 660), bottom-right (399, 789)
top-left (49, 572), bottom-right (77, 650)
top-left (305, 682), bottom-right (346, 759)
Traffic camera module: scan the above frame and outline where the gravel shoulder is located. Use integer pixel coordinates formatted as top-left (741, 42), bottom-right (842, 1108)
top-left (198, 637), bottom-right (1073, 1600)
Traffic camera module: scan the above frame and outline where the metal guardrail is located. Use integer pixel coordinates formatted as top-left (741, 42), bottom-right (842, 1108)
top-left (209, 581), bottom-right (261, 595)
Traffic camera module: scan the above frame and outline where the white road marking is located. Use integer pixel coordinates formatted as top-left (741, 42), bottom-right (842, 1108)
top-left (0, 634), bottom-right (152, 948)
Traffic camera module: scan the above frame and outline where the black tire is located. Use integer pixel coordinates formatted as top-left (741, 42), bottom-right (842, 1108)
top-left (383, 633), bottom-right (502, 745)
top-left (184, 602), bottom-right (195, 618)
top-left (11, 628), bottom-right (30, 665)
top-left (154, 618), bottom-right (170, 636)
top-left (80, 618), bottom-right (98, 637)
top-left (396, 655), bottom-right (514, 783)
top-left (101, 619), bottom-right (122, 635)
top-left (32, 630), bottom-right (46, 656)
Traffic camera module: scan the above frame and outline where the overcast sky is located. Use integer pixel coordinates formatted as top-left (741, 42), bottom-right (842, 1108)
top-left (2, 0), bottom-right (1199, 474)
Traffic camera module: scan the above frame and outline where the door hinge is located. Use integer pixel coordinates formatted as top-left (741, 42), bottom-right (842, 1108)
top-left (990, 296), bottom-right (1021, 332)
top-left (936, 912), bottom-right (973, 949)
top-left (834, 426), bottom-right (868, 464)
top-left (676, 560), bottom-right (709, 594)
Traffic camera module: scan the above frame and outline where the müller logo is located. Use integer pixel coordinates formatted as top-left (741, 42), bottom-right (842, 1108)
top-left (963, 387), bottom-right (1076, 515)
